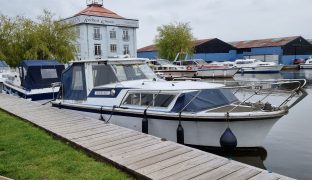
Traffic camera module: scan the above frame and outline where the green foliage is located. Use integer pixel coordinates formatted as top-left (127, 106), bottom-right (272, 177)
top-left (0, 110), bottom-right (133, 179)
top-left (0, 10), bottom-right (77, 67)
top-left (155, 22), bottom-right (194, 61)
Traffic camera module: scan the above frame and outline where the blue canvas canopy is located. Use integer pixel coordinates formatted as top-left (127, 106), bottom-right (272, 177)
top-left (171, 89), bottom-right (238, 113)
top-left (20, 60), bottom-right (65, 90)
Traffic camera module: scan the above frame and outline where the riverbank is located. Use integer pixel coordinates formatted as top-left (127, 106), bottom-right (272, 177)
top-left (0, 110), bottom-right (132, 179)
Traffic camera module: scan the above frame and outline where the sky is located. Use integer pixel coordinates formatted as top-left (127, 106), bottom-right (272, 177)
top-left (1, 0), bottom-right (312, 48)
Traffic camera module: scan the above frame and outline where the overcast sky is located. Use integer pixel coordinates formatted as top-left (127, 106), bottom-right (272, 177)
top-left (1, 0), bottom-right (311, 48)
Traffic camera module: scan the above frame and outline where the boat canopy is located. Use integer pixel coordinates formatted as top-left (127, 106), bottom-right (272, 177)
top-left (171, 89), bottom-right (238, 113)
top-left (20, 60), bottom-right (64, 90)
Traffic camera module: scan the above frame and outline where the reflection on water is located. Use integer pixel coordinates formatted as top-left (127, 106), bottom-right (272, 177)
top-left (202, 69), bottom-right (312, 180)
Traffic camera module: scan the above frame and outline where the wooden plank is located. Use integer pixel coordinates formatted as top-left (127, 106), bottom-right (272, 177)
top-left (136, 150), bottom-right (204, 175)
top-left (72, 127), bottom-right (133, 142)
top-left (97, 137), bottom-right (158, 156)
top-left (128, 147), bottom-right (192, 170)
top-left (104, 141), bottom-right (173, 163)
top-left (76, 131), bottom-right (139, 147)
top-left (191, 161), bottom-right (245, 180)
top-left (219, 167), bottom-right (261, 180)
top-left (116, 144), bottom-right (181, 166)
top-left (164, 158), bottom-right (229, 180)
top-left (68, 126), bottom-right (122, 140)
top-left (106, 139), bottom-right (162, 157)
top-left (89, 133), bottom-right (147, 151)
top-left (147, 154), bottom-right (215, 179)
top-left (249, 171), bottom-right (283, 180)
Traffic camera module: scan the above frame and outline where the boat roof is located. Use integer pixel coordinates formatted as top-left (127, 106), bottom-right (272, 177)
top-left (22, 60), bottom-right (63, 67)
top-left (71, 58), bottom-right (148, 65)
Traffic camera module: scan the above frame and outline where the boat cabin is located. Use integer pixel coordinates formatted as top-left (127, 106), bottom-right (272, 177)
top-left (18, 60), bottom-right (64, 90)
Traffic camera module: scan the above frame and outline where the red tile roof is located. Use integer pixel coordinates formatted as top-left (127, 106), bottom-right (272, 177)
top-left (138, 39), bottom-right (215, 52)
top-left (230, 36), bottom-right (300, 49)
top-left (75, 4), bottom-right (124, 19)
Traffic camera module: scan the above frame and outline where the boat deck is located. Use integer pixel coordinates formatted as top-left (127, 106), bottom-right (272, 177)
top-left (0, 93), bottom-right (294, 179)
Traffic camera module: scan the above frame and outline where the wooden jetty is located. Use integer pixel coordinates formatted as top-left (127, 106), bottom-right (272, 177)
top-left (0, 94), bottom-right (294, 180)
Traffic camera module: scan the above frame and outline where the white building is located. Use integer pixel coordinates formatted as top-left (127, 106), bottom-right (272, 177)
top-left (63, 0), bottom-right (139, 60)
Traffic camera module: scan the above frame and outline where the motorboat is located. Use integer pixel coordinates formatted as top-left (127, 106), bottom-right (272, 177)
top-left (300, 58), bottom-right (312, 69)
top-left (234, 59), bottom-right (283, 73)
top-left (3, 60), bottom-right (65, 101)
top-left (51, 58), bottom-right (306, 148)
top-left (0, 60), bottom-right (11, 92)
top-left (173, 59), bottom-right (239, 78)
top-left (147, 59), bottom-right (196, 80)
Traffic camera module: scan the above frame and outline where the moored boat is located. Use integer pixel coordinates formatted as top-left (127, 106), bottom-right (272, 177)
top-left (0, 60), bottom-right (11, 92)
top-left (51, 58), bottom-right (306, 148)
top-left (300, 58), bottom-right (312, 69)
top-left (234, 59), bottom-right (283, 73)
top-left (147, 59), bottom-right (196, 79)
top-left (3, 60), bottom-right (64, 101)
top-left (173, 59), bottom-right (239, 78)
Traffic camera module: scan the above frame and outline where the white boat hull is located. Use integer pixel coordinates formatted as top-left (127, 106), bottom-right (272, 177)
top-left (239, 65), bottom-right (283, 73)
top-left (88, 113), bottom-right (279, 148)
top-left (196, 68), bottom-right (238, 78)
top-left (300, 64), bottom-right (312, 69)
top-left (3, 82), bottom-right (60, 101)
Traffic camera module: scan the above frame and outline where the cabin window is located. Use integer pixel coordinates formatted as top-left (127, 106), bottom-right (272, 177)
top-left (171, 89), bottom-right (238, 113)
top-left (111, 64), bottom-right (156, 81)
top-left (92, 65), bottom-right (118, 87)
top-left (41, 69), bottom-right (58, 79)
top-left (123, 92), bottom-right (176, 108)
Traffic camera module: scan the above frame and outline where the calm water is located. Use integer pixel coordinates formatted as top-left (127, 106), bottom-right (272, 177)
top-left (205, 70), bottom-right (312, 180)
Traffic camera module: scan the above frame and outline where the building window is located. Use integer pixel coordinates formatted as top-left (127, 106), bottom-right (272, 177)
top-left (94, 44), bottom-right (101, 56)
top-left (110, 44), bottom-right (117, 53)
top-left (93, 27), bottom-right (101, 40)
top-left (123, 45), bottom-right (130, 55)
top-left (110, 31), bottom-right (116, 39)
top-left (122, 30), bottom-right (129, 41)
top-left (76, 27), bottom-right (80, 38)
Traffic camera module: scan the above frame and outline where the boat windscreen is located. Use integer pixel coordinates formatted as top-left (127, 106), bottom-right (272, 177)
top-left (92, 65), bottom-right (118, 87)
top-left (111, 64), bottom-right (157, 81)
top-left (171, 89), bottom-right (238, 113)
top-left (157, 60), bottom-right (172, 65)
top-left (0, 61), bottom-right (9, 70)
top-left (194, 59), bottom-right (209, 65)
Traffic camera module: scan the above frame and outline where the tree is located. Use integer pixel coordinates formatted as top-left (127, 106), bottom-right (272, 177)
top-left (0, 10), bottom-right (77, 67)
top-left (154, 22), bottom-right (194, 61)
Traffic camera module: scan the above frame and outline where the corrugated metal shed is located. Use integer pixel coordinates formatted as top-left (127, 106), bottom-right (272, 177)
top-left (75, 4), bottom-right (124, 19)
top-left (137, 39), bottom-right (215, 52)
top-left (230, 36), bottom-right (300, 49)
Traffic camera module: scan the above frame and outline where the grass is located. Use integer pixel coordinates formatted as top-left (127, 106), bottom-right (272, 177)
top-left (0, 110), bottom-right (133, 180)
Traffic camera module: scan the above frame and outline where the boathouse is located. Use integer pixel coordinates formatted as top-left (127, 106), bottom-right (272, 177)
top-left (137, 38), bottom-right (237, 62)
top-left (62, 0), bottom-right (139, 60)
top-left (230, 36), bottom-right (312, 65)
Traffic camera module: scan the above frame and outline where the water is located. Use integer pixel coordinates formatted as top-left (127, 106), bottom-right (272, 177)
top-left (205, 70), bottom-right (312, 180)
